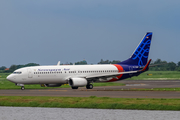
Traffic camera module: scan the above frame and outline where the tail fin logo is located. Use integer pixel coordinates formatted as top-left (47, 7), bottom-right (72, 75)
top-left (131, 32), bottom-right (152, 66)
top-left (118, 32), bottom-right (152, 66)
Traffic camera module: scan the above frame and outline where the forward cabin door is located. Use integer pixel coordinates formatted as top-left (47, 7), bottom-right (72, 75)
top-left (28, 68), bottom-right (33, 78)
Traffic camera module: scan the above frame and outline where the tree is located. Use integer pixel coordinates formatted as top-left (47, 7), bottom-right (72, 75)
top-left (154, 59), bottom-right (162, 64)
top-left (110, 60), bottom-right (121, 64)
top-left (75, 60), bottom-right (87, 65)
top-left (177, 61), bottom-right (180, 67)
top-left (25, 63), bottom-right (39, 67)
top-left (98, 59), bottom-right (110, 64)
top-left (0, 66), bottom-right (6, 70)
top-left (98, 59), bottom-right (121, 64)
top-left (177, 67), bottom-right (180, 71)
top-left (16, 63), bottom-right (40, 69)
top-left (9, 65), bottom-right (17, 72)
top-left (149, 59), bottom-right (169, 71)
top-left (167, 62), bottom-right (177, 71)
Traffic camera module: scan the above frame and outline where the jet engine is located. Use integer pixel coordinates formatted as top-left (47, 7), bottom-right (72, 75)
top-left (69, 78), bottom-right (87, 87)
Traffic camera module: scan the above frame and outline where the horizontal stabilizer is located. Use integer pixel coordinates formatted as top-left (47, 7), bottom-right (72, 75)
top-left (139, 59), bottom-right (151, 72)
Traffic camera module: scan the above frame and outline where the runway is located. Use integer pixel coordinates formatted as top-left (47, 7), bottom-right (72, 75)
top-left (0, 80), bottom-right (180, 98)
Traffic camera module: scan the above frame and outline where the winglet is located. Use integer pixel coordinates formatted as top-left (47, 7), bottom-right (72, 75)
top-left (139, 59), bottom-right (151, 72)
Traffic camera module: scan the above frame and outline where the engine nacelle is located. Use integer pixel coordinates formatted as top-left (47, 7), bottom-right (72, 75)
top-left (41, 84), bottom-right (62, 87)
top-left (69, 78), bottom-right (87, 87)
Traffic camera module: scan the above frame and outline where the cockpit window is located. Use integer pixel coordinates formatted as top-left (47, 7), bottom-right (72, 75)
top-left (13, 72), bottom-right (22, 74)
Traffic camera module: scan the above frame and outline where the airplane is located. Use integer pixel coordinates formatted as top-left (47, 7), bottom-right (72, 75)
top-left (7, 32), bottom-right (153, 90)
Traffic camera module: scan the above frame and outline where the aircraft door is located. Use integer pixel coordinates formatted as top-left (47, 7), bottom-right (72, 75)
top-left (28, 68), bottom-right (33, 78)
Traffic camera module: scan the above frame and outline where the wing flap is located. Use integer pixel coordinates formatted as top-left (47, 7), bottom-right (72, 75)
top-left (86, 59), bottom-right (151, 80)
top-left (86, 70), bottom-right (138, 80)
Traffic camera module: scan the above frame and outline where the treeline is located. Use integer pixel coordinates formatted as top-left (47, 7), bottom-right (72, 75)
top-left (0, 59), bottom-right (180, 73)
top-left (97, 59), bottom-right (121, 64)
top-left (61, 60), bottom-right (88, 65)
top-left (60, 59), bottom-right (180, 71)
top-left (149, 59), bottom-right (180, 71)
top-left (61, 59), bottom-right (121, 65)
top-left (98, 59), bottom-right (180, 71)
top-left (0, 63), bottom-right (39, 73)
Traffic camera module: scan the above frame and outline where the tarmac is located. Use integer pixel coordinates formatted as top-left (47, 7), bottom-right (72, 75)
top-left (0, 80), bottom-right (180, 98)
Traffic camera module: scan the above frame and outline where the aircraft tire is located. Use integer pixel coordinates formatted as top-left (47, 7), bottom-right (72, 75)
top-left (71, 87), bottom-right (78, 89)
top-left (86, 85), bottom-right (89, 89)
top-left (21, 86), bottom-right (25, 90)
top-left (89, 84), bottom-right (93, 89)
top-left (86, 84), bottom-right (93, 89)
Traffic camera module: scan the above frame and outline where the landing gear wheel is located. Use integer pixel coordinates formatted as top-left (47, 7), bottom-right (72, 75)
top-left (89, 84), bottom-right (93, 89)
top-left (86, 84), bottom-right (93, 89)
top-left (21, 86), bottom-right (25, 90)
top-left (71, 87), bottom-right (78, 89)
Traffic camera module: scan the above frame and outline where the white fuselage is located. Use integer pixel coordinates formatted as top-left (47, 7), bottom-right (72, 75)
top-left (7, 64), bottom-right (121, 85)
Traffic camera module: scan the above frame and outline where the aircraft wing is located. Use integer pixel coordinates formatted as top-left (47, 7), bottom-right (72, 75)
top-left (86, 71), bottom-right (137, 80)
top-left (86, 59), bottom-right (151, 81)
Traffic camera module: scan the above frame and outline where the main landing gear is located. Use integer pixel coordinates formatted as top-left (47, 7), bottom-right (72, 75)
top-left (71, 87), bottom-right (78, 89)
top-left (71, 84), bottom-right (93, 89)
top-left (86, 84), bottom-right (93, 89)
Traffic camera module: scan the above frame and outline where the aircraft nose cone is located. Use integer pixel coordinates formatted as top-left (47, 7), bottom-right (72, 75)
top-left (6, 75), bottom-right (10, 80)
top-left (6, 74), bottom-right (15, 82)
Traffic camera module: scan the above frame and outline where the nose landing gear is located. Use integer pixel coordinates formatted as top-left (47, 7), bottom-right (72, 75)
top-left (21, 86), bottom-right (25, 90)
top-left (15, 83), bottom-right (25, 90)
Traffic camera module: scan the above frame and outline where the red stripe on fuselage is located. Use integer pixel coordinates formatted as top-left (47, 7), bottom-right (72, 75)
top-left (107, 64), bottom-right (124, 82)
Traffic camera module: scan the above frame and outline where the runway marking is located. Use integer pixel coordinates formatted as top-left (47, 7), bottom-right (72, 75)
top-left (126, 84), bottom-right (147, 86)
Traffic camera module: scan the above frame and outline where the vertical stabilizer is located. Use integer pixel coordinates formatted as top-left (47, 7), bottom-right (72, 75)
top-left (119, 32), bottom-right (152, 66)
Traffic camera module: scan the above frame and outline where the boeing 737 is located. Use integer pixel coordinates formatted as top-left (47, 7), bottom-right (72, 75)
top-left (7, 32), bottom-right (153, 90)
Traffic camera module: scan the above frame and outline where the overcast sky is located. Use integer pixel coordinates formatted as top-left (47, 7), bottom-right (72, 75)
top-left (0, 0), bottom-right (180, 67)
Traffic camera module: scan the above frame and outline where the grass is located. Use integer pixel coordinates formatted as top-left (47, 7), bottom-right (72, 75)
top-left (138, 88), bottom-right (180, 91)
top-left (0, 96), bottom-right (180, 110)
top-left (1, 72), bottom-right (180, 110)
top-left (127, 71), bottom-right (180, 80)
top-left (101, 88), bottom-right (180, 91)
top-left (1, 71), bottom-right (180, 89)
